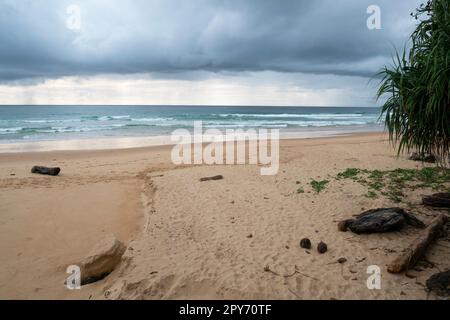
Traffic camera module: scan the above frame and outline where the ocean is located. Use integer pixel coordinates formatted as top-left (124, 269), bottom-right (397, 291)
top-left (0, 105), bottom-right (382, 151)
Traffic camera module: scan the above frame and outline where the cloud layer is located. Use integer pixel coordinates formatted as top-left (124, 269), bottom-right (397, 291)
top-left (0, 0), bottom-right (422, 82)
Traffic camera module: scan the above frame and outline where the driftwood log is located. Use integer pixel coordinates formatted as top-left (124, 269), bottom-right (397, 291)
top-left (423, 193), bottom-right (450, 208)
top-left (31, 166), bottom-right (61, 176)
top-left (387, 213), bottom-right (447, 274)
top-left (199, 175), bottom-right (223, 182)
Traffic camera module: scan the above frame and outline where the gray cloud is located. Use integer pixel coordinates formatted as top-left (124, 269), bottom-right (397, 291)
top-left (0, 0), bottom-right (422, 82)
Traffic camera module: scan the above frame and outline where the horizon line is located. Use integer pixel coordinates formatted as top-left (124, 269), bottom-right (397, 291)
top-left (0, 104), bottom-right (380, 108)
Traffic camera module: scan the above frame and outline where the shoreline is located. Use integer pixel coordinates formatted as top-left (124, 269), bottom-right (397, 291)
top-left (0, 125), bottom-right (382, 154)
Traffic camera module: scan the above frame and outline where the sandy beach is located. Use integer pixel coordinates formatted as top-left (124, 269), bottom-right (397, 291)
top-left (0, 132), bottom-right (449, 300)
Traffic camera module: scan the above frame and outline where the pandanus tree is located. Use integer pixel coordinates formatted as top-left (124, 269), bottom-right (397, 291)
top-left (377, 0), bottom-right (450, 165)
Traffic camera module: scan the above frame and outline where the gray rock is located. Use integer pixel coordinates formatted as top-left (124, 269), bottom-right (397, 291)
top-left (409, 152), bottom-right (436, 163)
top-left (426, 270), bottom-right (450, 297)
top-left (31, 166), bottom-right (61, 176)
top-left (342, 208), bottom-right (425, 234)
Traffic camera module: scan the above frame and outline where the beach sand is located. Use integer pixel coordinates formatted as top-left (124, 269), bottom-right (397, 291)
top-left (0, 133), bottom-right (448, 300)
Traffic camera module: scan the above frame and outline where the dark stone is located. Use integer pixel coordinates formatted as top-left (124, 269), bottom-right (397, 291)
top-left (317, 241), bottom-right (328, 254)
top-left (338, 258), bottom-right (347, 264)
top-left (409, 152), bottom-right (436, 163)
top-left (199, 175), bottom-right (223, 182)
top-left (426, 270), bottom-right (450, 297)
top-left (31, 166), bottom-right (60, 176)
top-left (342, 208), bottom-right (425, 234)
top-left (423, 193), bottom-right (450, 208)
top-left (300, 238), bottom-right (311, 249)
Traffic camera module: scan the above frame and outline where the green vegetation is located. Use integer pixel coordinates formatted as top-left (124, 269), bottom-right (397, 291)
top-left (296, 187), bottom-right (305, 194)
top-left (310, 180), bottom-right (329, 194)
top-left (365, 191), bottom-right (379, 199)
top-left (337, 167), bottom-right (450, 203)
top-left (377, 0), bottom-right (450, 163)
top-left (337, 168), bottom-right (360, 179)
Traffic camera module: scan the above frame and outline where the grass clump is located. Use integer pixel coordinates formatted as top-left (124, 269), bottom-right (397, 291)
top-left (336, 167), bottom-right (450, 203)
top-left (337, 168), bottom-right (360, 179)
top-left (310, 180), bottom-right (329, 193)
top-left (296, 187), bottom-right (305, 194)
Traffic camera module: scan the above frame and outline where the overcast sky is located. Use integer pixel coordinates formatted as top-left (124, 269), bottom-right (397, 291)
top-left (0, 0), bottom-right (422, 106)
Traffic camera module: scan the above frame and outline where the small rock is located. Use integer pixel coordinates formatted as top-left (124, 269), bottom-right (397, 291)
top-left (317, 241), bottom-right (328, 254)
top-left (300, 238), bottom-right (312, 249)
top-left (247, 234), bottom-right (253, 238)
top-left (338, 258), bottom-right (347, 264)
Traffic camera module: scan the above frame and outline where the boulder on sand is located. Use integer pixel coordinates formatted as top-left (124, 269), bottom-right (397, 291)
top-left (77, 234), bottom-right (126, 285)
top-left (426, 270), bottom-right (450, 297)
top-left (31, 166), bottom-right (61, 176)
top-left (339, 208), bottom-right (425, 234)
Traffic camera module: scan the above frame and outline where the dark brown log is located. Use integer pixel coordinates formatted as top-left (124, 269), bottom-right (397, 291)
top-left (387, 214), bottom-right (447, 274)
top-left (199, 175), bottom-right (223, 182)
top-left (423, 193), bottom-right (450, 208)
top-left (31, 166), bottom-right (61, 176)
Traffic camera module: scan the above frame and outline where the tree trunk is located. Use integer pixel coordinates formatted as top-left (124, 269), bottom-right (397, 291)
top-left (387, 214), bottom-right (447, 274)
top-left (423, 193), bottom-right (450, 208)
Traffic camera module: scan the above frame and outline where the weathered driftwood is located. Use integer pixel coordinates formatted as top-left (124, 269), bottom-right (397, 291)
top-left (199, 175), bottom-right (223, 182)
top-left (387, 214), bottom-right (447, 274)
top-left (31, 166), bottom-right (61, 176)
top-left (426, 270), bottom-right (450, 297)
top-left (423, 193), bottom-right (450, 208)
top-left (338, 208), bottom-right (425, 234)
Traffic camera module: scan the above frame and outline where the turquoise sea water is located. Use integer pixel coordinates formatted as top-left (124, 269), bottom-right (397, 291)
top-left (0, 105), bottom-right (382, 143)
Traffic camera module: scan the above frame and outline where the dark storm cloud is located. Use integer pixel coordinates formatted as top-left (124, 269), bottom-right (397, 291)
top-left (0, 0), bottom-right (422, 82)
